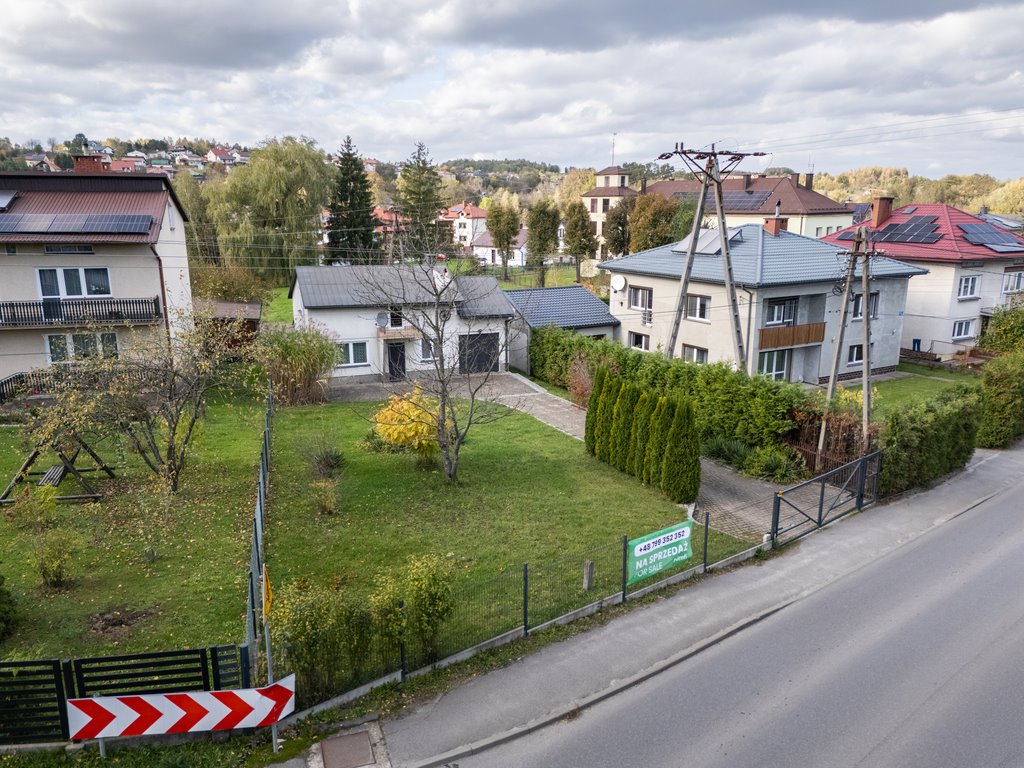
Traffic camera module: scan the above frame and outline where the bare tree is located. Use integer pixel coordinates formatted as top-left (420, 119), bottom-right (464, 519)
top-left (354, 261), bottom-right (519, 483)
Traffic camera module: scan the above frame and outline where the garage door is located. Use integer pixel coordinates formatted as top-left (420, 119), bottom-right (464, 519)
top-left (458, 332), bottom-right (500, 374)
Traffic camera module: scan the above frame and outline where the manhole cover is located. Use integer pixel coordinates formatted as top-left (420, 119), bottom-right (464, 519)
top-left (320, 730), bottom-right (374, 768)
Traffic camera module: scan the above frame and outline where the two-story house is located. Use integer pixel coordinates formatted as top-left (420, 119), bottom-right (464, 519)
top-left (582, 166), bottom-right (639, 259)
top-left (442, 202), bottom-right (489, 249)
top-left (646, 173), bottom-right (853, 237)
top-left (825, 198), bottom-right (1024, 359)
top-left (290, 265), bottom-right (515, 381)
top-left (599, 217), bottom-right (926, 384)
top-left (0, 172), bottom-right (192, 395)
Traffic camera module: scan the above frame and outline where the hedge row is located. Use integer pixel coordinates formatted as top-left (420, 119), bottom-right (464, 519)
top-left (976, 352), bottom-right (1024, 448)
top-left (586, 370), bottom-right (700, 504)
top-left (532, 326), bottom-right (808, 449)
top-left (878, 385), bottom-right (982, 495)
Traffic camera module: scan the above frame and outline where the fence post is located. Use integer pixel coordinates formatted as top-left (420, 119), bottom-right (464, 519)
top-left (239, 643), bottom-right (252, 689)
top-left (771, 493), bottom-right (781, 548)
top-left (702, 508), bottom-right (710, 573)
top-left (856, 455), bottom-right (868, 509)
top-left (522, 564), bottom-right (529, 637)
top-left (398, 599), bottom-right (407, 682)
top-left (817, 476), bottom-right (826, 527)
top-left (621, 535), bottom-right (628, 603)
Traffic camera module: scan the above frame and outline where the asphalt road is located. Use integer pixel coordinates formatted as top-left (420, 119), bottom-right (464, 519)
top-left (459, 474), bottom-right (1024, 768)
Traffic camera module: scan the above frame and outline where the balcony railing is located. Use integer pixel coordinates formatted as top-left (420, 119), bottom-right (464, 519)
top-left (377, 325), bottom-right (421, 340)
top-left (759, 322), bottom-right (826, 350)
top-left (0, 297), bottom-right (162, 329)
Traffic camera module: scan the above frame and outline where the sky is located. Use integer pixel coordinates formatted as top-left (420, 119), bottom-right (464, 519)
top-left (3, 1), bottom-right (1024, 179)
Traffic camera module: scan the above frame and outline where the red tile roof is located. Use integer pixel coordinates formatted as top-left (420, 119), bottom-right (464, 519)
top-left (595, 166), bottom-right (627, 176)
top-left (823, 203), bottom-right (1024, 264)
top-left (0, 172), bottom-right (180, 244)
top-left (582, 186), bottom-right (639, 199)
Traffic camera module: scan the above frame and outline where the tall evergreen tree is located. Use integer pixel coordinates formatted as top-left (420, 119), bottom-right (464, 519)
top-left (326, 136), bottom-right (378, 264)
top-left (526, 199), bottom-right (561, 287)
top-left (661, 398), bottom-right (701, 504)
top-left (643, 396), bottom-right (676, 484)
top-left (610, 384), bottom-right (640, 472)
top-left (585, 367), bottom-right (608, 455)
top-left (627, 391), bottom-right (652, 477)
top-left (596, 378), bottom-right (622, 463)
top-left (562, 199), bottom-right (598, 282)
top-left (395, 142), bottom-right (446, 260)
top-left (485, 202), bottom-right (521, 281)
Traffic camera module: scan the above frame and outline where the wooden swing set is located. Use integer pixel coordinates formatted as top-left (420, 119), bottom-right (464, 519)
top-left (0, 431), bottom-right (116, 504)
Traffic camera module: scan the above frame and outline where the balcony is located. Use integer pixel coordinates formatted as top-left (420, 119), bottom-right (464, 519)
top-left (759, 322), bottom-right (826, 351)
top-left (377, 324), bottom-right (421, 340)
top-left (0, 297), bottom-right (163, 330)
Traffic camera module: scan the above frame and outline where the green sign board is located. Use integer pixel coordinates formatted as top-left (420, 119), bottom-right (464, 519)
top-left (627, 521), bottom-right (693, 585)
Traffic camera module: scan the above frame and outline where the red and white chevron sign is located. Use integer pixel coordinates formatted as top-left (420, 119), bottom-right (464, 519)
top-left (67, 674), bottom-right (295, 740)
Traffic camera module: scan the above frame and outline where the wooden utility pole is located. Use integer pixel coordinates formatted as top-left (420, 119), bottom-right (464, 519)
top-left (712, 168), bottom-right (746, 367)
top-left (817, 227), bottom-right (863, 468)
top-left (860, 233), bottom-right (873, 454)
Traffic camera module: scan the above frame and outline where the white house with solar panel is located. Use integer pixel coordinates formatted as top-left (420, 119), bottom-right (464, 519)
top-left (825, 198), bottom-right (1024, 359)
top-left (0, 171), bottom-right (192, 394)
top-left (599, 216), bottom-right (926, 384)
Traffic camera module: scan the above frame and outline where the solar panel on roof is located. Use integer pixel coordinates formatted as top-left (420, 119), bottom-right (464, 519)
top-left (83, 214), bottom-right (152, 233)
top-left (14, 214), bottom-right (55, 232)
top-left (0, 191), bottom-right (17, 212)
top-left (0, 214), bottom-right (22, 232)
top-left (867, 215), bottom-right (942, 244)
top-left (957, 223), bottom-right (1021, 246)
top-left (985, 243), bottom-right (1024, 253)
top-left (49, 214), bottom-right (85, 233)
top-left (837, 231), bottom-right (857, 241)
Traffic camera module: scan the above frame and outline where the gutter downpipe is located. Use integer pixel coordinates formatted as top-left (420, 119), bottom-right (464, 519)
top-left (151, 245), bottom-right (172, 337)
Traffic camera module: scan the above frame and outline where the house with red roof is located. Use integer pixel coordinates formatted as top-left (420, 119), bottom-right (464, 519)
top-left (442, 201), bottom-right (489, 249)
top-left (646, 173), bottom-right (853, 238)
top-left (582, 165), bottom-right (640, 259)
top-left (824, 197), bottom-right (1024, 359)
top-left (0, 171), bottom-right (192, 391)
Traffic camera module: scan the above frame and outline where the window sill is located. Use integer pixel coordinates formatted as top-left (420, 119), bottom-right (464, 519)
top-left (685, 317), bottom-right (711, 324)
top-left (957, 296), bottom-right (980, 302)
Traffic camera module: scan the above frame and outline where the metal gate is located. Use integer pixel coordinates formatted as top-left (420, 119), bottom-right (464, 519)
top-left (771, 451), bottom-right (881, 546)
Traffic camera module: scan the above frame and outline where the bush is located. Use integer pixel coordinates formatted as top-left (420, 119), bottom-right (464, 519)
top-left (370, 554), bottom-right (456, 664)
top-left (595, 378), bottom-right (622, 463)
top-left (190, 263), bottom-right (273, 304)
top-left (567, 354), bottom-right (594, 407)
top-left (584, 367), bottom-right (608, 455)
top-left (37, 528), bottom-right (77, 588)
top-left (373, 387), bottom-right (441, 461)
top-left (661, 398), bottom-right (701, 503)
top-left (259, 325), bottom-right (338, 405)
top-left (643, 397), bottom-right (676, 485)
top-left (742, 445), bottom-right (807, 484)
top-left (0, 571), bottom-right (16, 642)
top-left (977, 353), bottom-right (1024, 448)
top-left (11, 484), bottom-right (59, 530)
top-left (702, 435), bottom-right (753, 468)
top-left (306, 437), bottom-right (346, 479)
top-left (879, 385), bottom-right (982, 495)
top-left (610, 384), bottom-right (640, 471)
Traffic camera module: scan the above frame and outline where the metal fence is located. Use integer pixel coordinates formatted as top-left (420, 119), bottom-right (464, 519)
top-left (0, 645), bottom-right (249, 745)
top-left (771, 451), bottom-right (882, 546)
top-left (244, 386), bottom-right (274, 669)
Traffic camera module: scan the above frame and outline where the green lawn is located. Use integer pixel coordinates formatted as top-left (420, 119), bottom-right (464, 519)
top-left (264, 287), bottom-right (292, 323)
top-left (872, 363), bottom-right (980, 416)
top-left (1, 397), bottom-right (746, 662)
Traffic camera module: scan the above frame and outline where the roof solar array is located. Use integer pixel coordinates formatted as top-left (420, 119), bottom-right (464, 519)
top-left (838, 215), bottom-right (943, 244)
top-left (958, 223), bottom-right (1024, 252)
top-left (0, 213), bottom-right (153, 234)
top-left (671, 189), bottom-right (771, 212)
top-left (0, 191), bottom-right (17, 211)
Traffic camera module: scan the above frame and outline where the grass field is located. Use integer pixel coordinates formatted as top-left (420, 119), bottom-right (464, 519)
top-left (872, 362), bottom-right (980, 416)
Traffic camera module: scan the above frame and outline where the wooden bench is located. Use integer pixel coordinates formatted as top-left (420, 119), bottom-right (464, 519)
top-left (38, 464), bottom-right (67, 487)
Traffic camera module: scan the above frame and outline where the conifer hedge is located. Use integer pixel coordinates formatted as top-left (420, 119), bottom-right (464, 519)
top-left (585, 367), bottom-right (608, 455)
top-left (661, 398), bottom-right (701, 504)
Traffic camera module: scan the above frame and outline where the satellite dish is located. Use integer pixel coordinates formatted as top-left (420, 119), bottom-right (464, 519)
top-left (375, 311), bottom-right (389, 328)
top-left (610, 274), bottom-right (626, 292)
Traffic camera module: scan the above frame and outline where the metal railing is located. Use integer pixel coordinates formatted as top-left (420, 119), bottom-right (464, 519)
top-left (244, 385), bottom-right (274, 677)
top-left (0, 296), bottom-right (162, 328)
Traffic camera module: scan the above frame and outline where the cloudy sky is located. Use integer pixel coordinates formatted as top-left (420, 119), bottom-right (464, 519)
top-left (3, 1), bottom-right (1024, 178)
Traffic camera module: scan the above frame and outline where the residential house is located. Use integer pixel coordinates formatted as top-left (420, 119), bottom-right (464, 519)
top-left (109, 160), bottom-right (139, 173)
top-left (290, 265), bottom-right (515, 381)
top-left (582, 165), bottom-right (639, 258)
top-left (0, 171), bottom-right (192, 389)
top-left (599, 217), bottom-right (926, 384)
top-left (471, 226), bottom-right (528, 268)
top-left (23, 154), bottom-right (60, 173)
top-left (646, 173), bottom-right (853, 237)
top-left (505, 285), bottom-right (619, 373)
top-left (231, 150), bottom-right (250, 165)
top-left (205, 148), bottom-right (234, 165)
top-left (443, 202), bottom-right (489, 249)
top-left (825, 198), bottom-right (1024, 359)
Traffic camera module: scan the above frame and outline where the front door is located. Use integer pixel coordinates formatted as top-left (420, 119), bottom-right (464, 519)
top-left (387, 342), bottom-right (406, 381)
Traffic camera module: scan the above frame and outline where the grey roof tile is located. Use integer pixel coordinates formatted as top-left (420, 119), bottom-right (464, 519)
top-left (505, 285), bottom-right (619, 329)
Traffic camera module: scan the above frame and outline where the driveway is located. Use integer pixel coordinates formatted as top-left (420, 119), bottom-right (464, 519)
top-left (328, 371), bottom-right (777, 541)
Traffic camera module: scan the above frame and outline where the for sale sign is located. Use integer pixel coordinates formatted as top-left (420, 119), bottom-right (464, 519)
top-left (627, 521), bottom-right (693, 585)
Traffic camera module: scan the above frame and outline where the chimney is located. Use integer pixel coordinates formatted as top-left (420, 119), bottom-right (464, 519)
top-left (72, 154), bottom-right (106, 173)
top-left (740, 173), bottom-right (751, 189)
top-left (871, 196), bottom-right (894, 228)
top-left (803, 173), bottom-right (814, 191)
top-left (764, 215), bottom-right (789, 237)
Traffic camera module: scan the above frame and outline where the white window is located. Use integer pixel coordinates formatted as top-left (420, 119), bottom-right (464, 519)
top-left (686, 295), bottom-right (710, 321)
top-left (43, 245), bottom-right (94, 255)
top-left (682, 345), bottom-right (708, 364)
top-left (852, 292), bottom-right (879, 320)
top-left (815, 227), bottom-right (823, 237)
top-left (628, 332), bottom-right (650, 351)
top-left (952, 320), bottom-right (973, 340)
top-left (765, 298), bottom-right (797, 326)
top-left (338, 341), bottom-right (368, 366)
top-left (847, 344), bottom-right (864, 365)
top-left (46, 332), bottom-right (117, 364)
top-left (38, 267), bottom-right (111, 298)
top-left (420, 337), bottom-right (436, 362)
top-left (628, 286), bottom-right (652, 310)
top-left (958, 275), bottom-right (979, 299)
top-left (1003, 271), bottom-right (1024, 294)
top-left (758, 349), bottom-right (788, 381)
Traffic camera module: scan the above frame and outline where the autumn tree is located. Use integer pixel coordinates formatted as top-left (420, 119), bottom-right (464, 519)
top-left (172, 171), bottom-right (221, 265)
top-left (326, 136), bottom-right (378, 264)
top-left (604, 197), bottom-right (636, 256)
top-left (526, 199), bottom-right (561, 287)
top-left (485, 202), bottom-right (521, 280)
top-left (557, 167), bottom-right (596, 209)
top-left (631, 194), bottom-right (682, 252)
top-left (395, 142), bottom-right (446, 260)
top-left (206, 136), bottom-right (334, 282)
top-left (562, 199), bottom-right (598, 282)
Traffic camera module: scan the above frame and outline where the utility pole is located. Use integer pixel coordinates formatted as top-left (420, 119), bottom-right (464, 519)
top-left (817, 227), bottom-right (863, 468)
top-left (861, 233), bottom-right (874, 454)
top-left (658, 144), bottom-right (766, 364)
